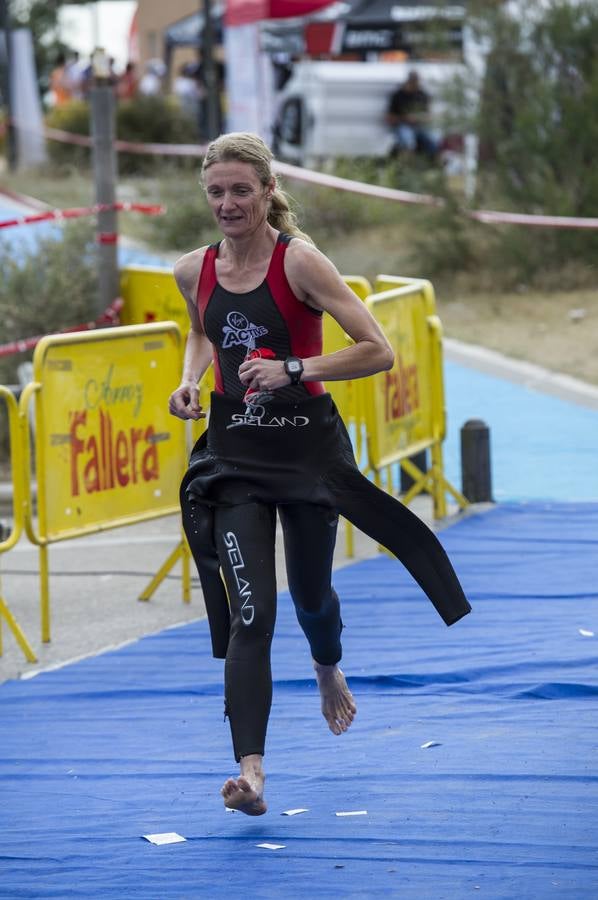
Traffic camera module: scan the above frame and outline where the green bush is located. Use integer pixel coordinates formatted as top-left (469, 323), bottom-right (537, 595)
top-left (287, 179), bottom-right (404, 246)
top-left (45, 96), bottom-right (201, 175)
top-left (0, 220), bottom-right (99, 387)
top-left (45, 101), bottom-right (91, 171)
top-left (406, 194), bottom-right (476, 283)
top-left (116, 96), bottom-right (200, 174)
top-left (0, 220), bottom-right (100, 461)
top-left (470, 0), bottom-right (598, 284)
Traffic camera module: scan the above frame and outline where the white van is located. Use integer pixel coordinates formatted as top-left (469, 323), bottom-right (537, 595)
top-left (271, 60), bottom-right (463, 167)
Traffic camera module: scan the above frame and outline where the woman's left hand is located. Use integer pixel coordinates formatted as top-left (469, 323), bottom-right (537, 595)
top-left (238, 357), bottom-right (289, 392)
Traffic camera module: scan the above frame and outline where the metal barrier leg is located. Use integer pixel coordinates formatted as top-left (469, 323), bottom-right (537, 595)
top-left (374, 470), bottom-right (386, 553)
top-left (400, 451), bottom-right (428, 493)
top-left (181, 531), bottom-right (192, 604)
top-left (138, 540), bottom-right (186, 602)
top-left (400, 457), bottom-right (429, 507)
top-left (40, 545), bottom-right (51, 643)
top-left (343, 517), bottom-right (354, 559)
top-left (430, 443), bottom-right (448, 520)
top-left (0, 593), bottom-right (37, 662)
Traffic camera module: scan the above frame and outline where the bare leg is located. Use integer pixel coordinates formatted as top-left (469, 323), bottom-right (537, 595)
top-left (221, 753), bottom-right (267, 816)
top-left (314, 661), bottom-right (356, 735)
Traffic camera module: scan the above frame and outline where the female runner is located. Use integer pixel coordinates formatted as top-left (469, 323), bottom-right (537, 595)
top-left (168, 132), bottom-right (470, 816)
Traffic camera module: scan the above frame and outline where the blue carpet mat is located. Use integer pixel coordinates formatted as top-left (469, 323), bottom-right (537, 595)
top-left (444, 361), bottom-right (598, 502)
top-left (1, 502), bottom-right (597, 898)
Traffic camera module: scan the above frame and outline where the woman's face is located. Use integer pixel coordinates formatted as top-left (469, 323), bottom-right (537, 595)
top-left (203, 161), bottom-right (274, 238)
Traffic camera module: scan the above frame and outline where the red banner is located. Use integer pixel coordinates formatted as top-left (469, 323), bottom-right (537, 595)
top-left (270, 0), bottom-right (336, 18)
top-left (226, 0), bottom-right (335, 25)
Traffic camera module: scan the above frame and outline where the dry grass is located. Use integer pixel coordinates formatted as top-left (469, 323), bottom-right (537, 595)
top-left (4, 168), bottom-right (96, 210)
top-left (436, 288), bottom-right (598, 386)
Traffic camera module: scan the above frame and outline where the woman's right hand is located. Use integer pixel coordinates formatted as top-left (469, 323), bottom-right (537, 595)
top-left (168, 381), bottom-right (205, 420)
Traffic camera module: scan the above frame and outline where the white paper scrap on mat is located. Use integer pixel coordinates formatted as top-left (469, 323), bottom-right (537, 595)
top-left (421, 741), bottom-right (442, 749)
top-left (282, 808), bottom-right (308, 816)
top-left (579, 629), bottom-right (595, 637)
top-left (143, 832), bottom-right (186, 845)
top-left (335, 810), bottom-right (368, 817)
top-left (257, 843), bottom-right (286, 850)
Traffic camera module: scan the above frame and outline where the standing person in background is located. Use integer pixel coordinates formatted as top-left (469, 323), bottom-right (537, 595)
top-left (64, 51), bottom-right (85, 101)
top-left (107, 58), bottom-right (119, 90)
top-left (386, 70), bottom-right (439, 161)
top-left (168, 132), bottom-right (470, 816)
top-left (173, 62), bottom-right (202, 123)
top-left (117, 62), bottom-right (139, 101)
top-left (138, 59), bottom-right (165, 96)
top-left (49, 53), bottom-right (72, 107)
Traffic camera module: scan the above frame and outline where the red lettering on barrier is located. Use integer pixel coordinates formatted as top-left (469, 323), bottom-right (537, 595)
top-left (115, 430), bottom-right (129, 486)
top-left (142, 427), bottom-right (159, 481)
top-left (83, 435), bottom-right (101, 493)
top-left (384, 356), bottom-right (420, 421)
top-left (69, 408), bottom-right (160, 496)
top-left (130, 426), bottom-right (142, 482)
top-left (70, 410), bottom-right (86, 496)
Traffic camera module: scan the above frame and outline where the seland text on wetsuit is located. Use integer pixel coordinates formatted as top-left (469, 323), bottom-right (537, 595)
top-left (180, 232), bottom-right (471, 761)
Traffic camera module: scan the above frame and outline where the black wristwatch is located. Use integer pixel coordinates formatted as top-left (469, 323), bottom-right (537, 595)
top-left (284, 356), bottom-right (304, 385)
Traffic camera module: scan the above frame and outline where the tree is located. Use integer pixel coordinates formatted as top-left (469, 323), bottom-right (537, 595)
top-left (470, 0), bottom-right (598, 280)
top-left (10, 0), bottom-right (106, 95)
top-left (11, 0), bottom-right (68, 96)
top-left (474, 1), bottom-right (598, 216)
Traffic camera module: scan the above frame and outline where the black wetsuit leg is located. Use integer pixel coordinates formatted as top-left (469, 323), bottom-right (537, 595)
top-left (214, 502), bottom-right (277, 762)
top-left (324, 464), bottom-right (471, 626)
top-left (180, 490), bottom-right (231, 658)
top-left (278, 503), bottom-right (342, 666)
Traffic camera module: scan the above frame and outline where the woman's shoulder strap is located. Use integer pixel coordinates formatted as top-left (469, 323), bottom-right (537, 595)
top-left (196, 241), bottom-right (221, 320)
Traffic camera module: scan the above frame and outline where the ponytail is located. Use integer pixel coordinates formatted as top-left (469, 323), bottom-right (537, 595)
top-left (268, 187), bottom-right (313, 244)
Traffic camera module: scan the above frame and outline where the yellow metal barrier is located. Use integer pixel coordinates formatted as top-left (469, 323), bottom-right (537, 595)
top-left (363, 276), bottom-right (468, 519)
top-left (0, 386), bottom-right (36, 661)
top-left (322, 276), bottom-right (372, 557)
top-left (19, 322), bottom-right (191, 643)
top-left (120, 266), bottom-right (189, 331)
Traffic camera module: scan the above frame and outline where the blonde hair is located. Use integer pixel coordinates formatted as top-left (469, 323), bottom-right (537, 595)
top-left (201, 132), bottom-right (313, 243)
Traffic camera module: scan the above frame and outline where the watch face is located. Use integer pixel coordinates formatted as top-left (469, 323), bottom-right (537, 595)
top-left (287, 360), bottom-right (301, 373)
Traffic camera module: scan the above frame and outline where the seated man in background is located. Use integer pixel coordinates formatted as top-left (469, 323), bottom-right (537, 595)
top-left (386, 70), bottom-right (439, 161)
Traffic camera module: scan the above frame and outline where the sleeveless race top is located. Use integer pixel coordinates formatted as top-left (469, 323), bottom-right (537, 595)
top-left (195, 232), bottom-right (326, 402)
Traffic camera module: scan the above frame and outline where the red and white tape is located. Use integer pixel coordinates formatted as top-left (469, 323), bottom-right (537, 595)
top-left (273, 160), bottom-right (442, 207)
top-left (0, 202), bottom-right (165, 231)
top-left (0, 298), bottom-right (124, 359)
top-left (11, 123), bottom-right (598, 229)
top-left (44, 126), bottom-right (208, 158)
top-left (469, 208), bottom-right (598, 230)
top-left (42, 126), bottom-right (598, 229)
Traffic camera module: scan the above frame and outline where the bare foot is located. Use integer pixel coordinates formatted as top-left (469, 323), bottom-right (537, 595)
top-left (221, 755), bottom-right (267, 816)
top-left (314, 661), bottom-right (356, 735)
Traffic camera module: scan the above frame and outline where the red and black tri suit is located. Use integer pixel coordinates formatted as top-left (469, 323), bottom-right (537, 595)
top-left (180, 232), bottom-right (470, 762)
